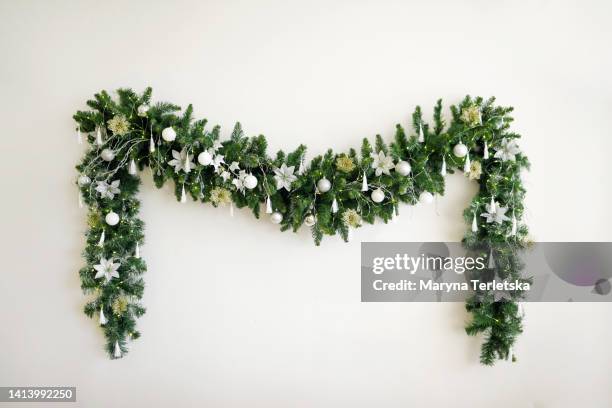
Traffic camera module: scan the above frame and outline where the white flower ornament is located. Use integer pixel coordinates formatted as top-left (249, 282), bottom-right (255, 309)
top-left (371, 151), bottom-right (394, 176)
top-left (95, 180), bottom-right (121, 199)
top-left (93, 257), bottom-right (120, 283)
top-left (168, 148), bottom-right (195, 173)
top-left (494, 138), bottom-right (520, 162)
top-left (480, 201), bottom-right (511, 224)
top-left (273, 163), bottom-right (297, 191)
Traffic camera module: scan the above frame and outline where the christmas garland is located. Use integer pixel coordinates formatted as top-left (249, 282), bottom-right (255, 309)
top-left (73, 88), bottom-right (529, 365)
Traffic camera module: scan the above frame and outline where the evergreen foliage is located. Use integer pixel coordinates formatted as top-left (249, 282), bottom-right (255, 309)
top-left (74, 88), bottom-right (529, 364)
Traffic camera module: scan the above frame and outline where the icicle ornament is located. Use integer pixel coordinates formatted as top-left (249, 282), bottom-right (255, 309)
top-left (488, 248), bottom-right (495, 269)
top-left (149, 135), bottom-right (155, 153)
top-left (99, 307), bottom-right (107, 325)
top-left (331, 198), bottom-right (339, 213)
top-left (265, 196), bottom-right (272, 214)
top-left (77, 129), bottom-right (82, 144)
top-left (361, 172), bottom-right (368, 192)
top-left (113, 341), bottom-right (122, 358)
top-left (180, 185), bottom-right (187, 203)
top-left (128, 159), bottom-right (137, 175)
top-left (483, 141), bottom-right (489, 159)
top-left (297, 156), bottom-right (305, 175)
top-left (135, 242), bottom-right (140, 259)
top-left (463, 153), bottom-right (471, 173)
top-left (96, 127), bottom-right (103, 146)
top-left (489, 197), bottom-right (496, 213)
top-left (78, 193), bottom-right (83, 208)
top-left (440, 157), bottom-right (447, 176)
top-left (471, 213), bottom-right (478, 232)
top-left (98, 229), bottom-right (105, 247)
top-left (511, 213), bottom-right (517, 236)
top-left (418, 123), bottom-right (424, 143)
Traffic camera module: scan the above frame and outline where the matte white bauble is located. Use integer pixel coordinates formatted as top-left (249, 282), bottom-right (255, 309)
top-left (395, 161), bottom-right (411, 176)
top-left (453, 143), bottom-right (468, 158)
top-left (270, 212), bottom-right (283, 224)
top-left (371, 188), bottom-right (385, 203)
top-left (317, 178), bottom-right (331, 193)
top-left (161, 126), bottom-right (176, 142)
top-left (101, 149), bottom-right (115, 161)
top-left (137, 104), bottom-right (149, 117)
top-left (304, 214), bottom-right (316, 227)
top-left (244, 174), bottom-right (258, 190)
top-left (197, 150), bottom-right (213, 166)
top-left (419, 191), bottom-right (434, 204)
top-left (78, 175), bottom-right (91, 186)
top-left (105, 211), bottom-right (120, 226)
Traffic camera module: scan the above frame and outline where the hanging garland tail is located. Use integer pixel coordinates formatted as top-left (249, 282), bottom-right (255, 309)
top-left (73, 88), bottom-right (530, 364)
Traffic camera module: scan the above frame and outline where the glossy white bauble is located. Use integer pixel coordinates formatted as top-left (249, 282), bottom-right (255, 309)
top-left (161, 126), bottom-right (176, 142)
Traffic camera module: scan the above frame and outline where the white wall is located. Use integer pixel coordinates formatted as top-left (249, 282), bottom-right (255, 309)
top-left (1, 1), bottom-right (611, 407)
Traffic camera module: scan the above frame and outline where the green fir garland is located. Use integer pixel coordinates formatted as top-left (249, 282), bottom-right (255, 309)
top-left (73, 88), bottom-right (530, 364)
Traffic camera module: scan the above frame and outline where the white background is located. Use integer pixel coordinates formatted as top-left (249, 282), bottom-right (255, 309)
top-left (1, 1), bottom-right (611, 407)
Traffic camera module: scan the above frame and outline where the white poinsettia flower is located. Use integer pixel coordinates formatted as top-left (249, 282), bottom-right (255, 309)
top-left (232, 170), bottom-right (248, 192)
top-left (168, 149), bottom-right (195, 173)
top-left (93, 257), bottom-right (120, 283)
top-left (494, 138), bottom-right (520, 162)
top-left (95, 180), bottom-right (121, 199)
top-left (221, 170), bottom-right (231, 182)
top-left (211, 140), bottom-right (223, 152)
top-left (370, 151), bottom-right (394, 176)
top-left (480, 201), bottom-right (511, 224)
top-left (274, 163), bottom-right (297, 191)
top-left (229, 161), bottom-right (240, 172)
top-left (212, 154), bottom-right (225, 172)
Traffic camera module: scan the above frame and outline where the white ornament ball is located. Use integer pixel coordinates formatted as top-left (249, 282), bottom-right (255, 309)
top-left (197, 150), bottom-right (213, 166)
top-left (78, 175), bottom-right (91, 186)
top-left (304, 214), bottom-right (316, 227)
top-left (419, 191), bottom-right (434, 204)
top-left (105, 211), bottom-right (120, 226)
top-left (137, 104), bottom-right (149, 117)
top-left (371, 188), bottom-right (385, 203)
top-left (317, 178), bottom-right (332, 193)
top-left (244, 174), bottom-right (258, 190)
top-left (101, 149), bottom-right (115, 162)
top-left (453, 143), bottom-right (468, 158)
top-left (395, 161), bottom-right (411, 176)
top-left (161, 126), bottom-right (176, 142)
top-left (270, 212), bottom-right (283, 224)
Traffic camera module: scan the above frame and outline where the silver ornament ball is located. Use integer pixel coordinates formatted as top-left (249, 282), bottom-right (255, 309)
top-left (78, 175), bottom-right (91, 186)
top-left (161, 126), bottom-right (176, 142)
top-left (419, 191), bottom-right (434, 204)
top-left (453, 143), bottom-right (468, 158)
top-left (197, 150), bottom-right (213, 166)
top-left (304, 214), bottom-right (316, 227)
top-left (371, 188), bottom-right (385, 203)
top-left (105, 211), bottom-right (120, 226)
top-left (270, 212), bottom-right (283, 224)
top-left (137, 104), bottom-right (149, 117)
top-left (243, 174), bottom-right (258, 190)
top-left (395, 161), bottom-right (411, 176)
top-left (317, 178), bottom-right (332, 193)
top-left (101, 149), bottom-right (115, 162)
